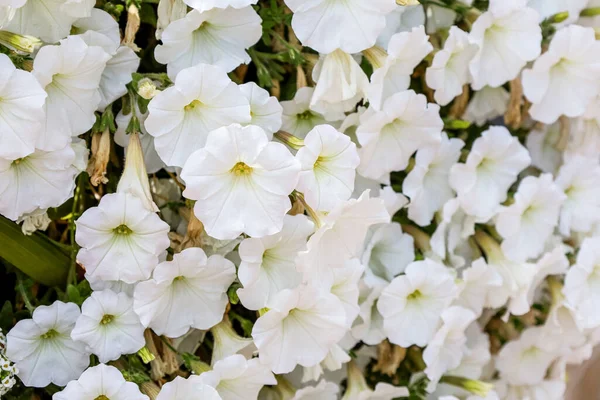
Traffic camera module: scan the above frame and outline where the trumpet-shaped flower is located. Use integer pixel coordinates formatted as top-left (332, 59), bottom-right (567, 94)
top-left (449, 126), bottom-right (531, 222)
top-left (523, 25), bottom-right (600, 124)
top-left (199, 354), bottom-right (276, 400)
top-left (293, 380), bottom-right (339, 400)
top-left (454, 258), bottom-right (502, 316)
top-left (133, 248), bottom-right (236, 337)
top-left (285, 0), bottom-right (396, 54)
top-left (71, 290), bottom-right (145, 363)
top-left (240, 82), bottom-right (282, 137)
top-left (296, 125), bottom-right (360, 212)
top-left (378, 259), bottom-right (458, 347)
top-left (0, 53), bottom-right (46, 160)
top-left (54, 364), bottom-right (149, 400)
top-left (75, 193), bottom-right (170, 284)
top-left (145, 64), bottom-right (251, 167)
top-left (237, 214), bottom-right (313, 310)
top-left (251, 285), bottom-right (348, 374)
top-left (181, 124), bottom-right (300, 240)
top-left (210, 317), bottom-right (255, 365)
top-left (6, 301), bottom-right (90, 387)
top-left (464, 86), bottom-right (509, 127)
top-left (155, 7), bottom-right (262, 79)
top-left (157, 376), bottom-right (221, 400)
top-left (32, 35), bottom-right (110, 151)
top-left (281, 87), bottom-right (331, 138)
top-left (525, 122), bottom-right (563, 175)
top-left (357, 90), bottom-right (443, 182)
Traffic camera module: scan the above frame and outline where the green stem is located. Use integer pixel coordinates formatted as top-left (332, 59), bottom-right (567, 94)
top-left (16, 272), bottom-right (35, 313)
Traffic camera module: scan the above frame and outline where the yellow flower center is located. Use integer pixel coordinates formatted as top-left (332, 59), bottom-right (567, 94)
top-left (113, 224), bottom-right (133, 235)
top-left (184, 99), bottom-right (203, 111)
top-left (95, 396), bottom-right (110, 400)
top-left (100, 314), bottom-right (114, 325)
top-left (40, 329), bottom-right (59, 340)
top-left (231, 162), bottom-right (253, 176)
top-left (407, 289), bottom-right (423, 301)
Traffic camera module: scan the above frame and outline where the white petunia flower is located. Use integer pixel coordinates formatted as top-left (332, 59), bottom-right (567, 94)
top-left (468, 1), bottom-right (541, 89)
top-left (210, 317), bottom-right (254, 365)
top-left (403, 133), bottom-right (464, 226)
top-left (310, 50), bottom-right (369, 120)
top-left (237, 214), bottom-right (313, 310)
top-left (293, 380), bottom-right (340, 400)
top-left (523, 25), bottom-right (600, 124)
top-left (454, 258), bottom-right (502, 316)
top-left (564, 236), bottom-right (600, 330)
top-left (97, 46), bottom-right (140, 112)
top-left (330, 258), bottom-right (365, 327)
top-left (367, 26), bottom-right (433, 110)
top-left (526, 0), bottom-right (587, 22)
top-left (72, 8), bottom-right (120, 51)
top-left (54, 364), bottom-right (149, 400)
top-left (555, 156), bottom-right (600, 236)
top-left (145, 63), bottom-right (251, 168)
top-left (495, 379), bottom-right (565, 400)
top-left (449, 126), bottom-right (531, 222)
top-left (496, 327), bottom-right (559, 386)
top-left (183, 0), bottom-right (256, 12)
top-left (134, 247), bottom-right (236, 337)
top-left (0, 144), bottom-right (79, 221)
top-left (71, 290), bottom-right (145, 363)
top-left (239, 82), bottom-right (282, 137)
top-left (156, 0), bottom-right (188, 40)
top-left (75, 193), bottom-right (171, 284)
top-left (6, 301), bottom-right (90, 387)
top-left (296, 190), bottom-right (389, 287)
top-left (426, 26), bottom-right (478, 106)
top-left (284, 0), bottom-right (397, 54)
top-left (181, 123), bottom-right (300, 240)
top-left (566, 97), bottom-right (600, 162)
top-left (157, 376), bottom-right (222, 400)
top-left (342, 360), bottom-right (409, 400)
top-left (351, 283), bottom-right (386, 345)
top-left (0, 53), bottom-right (46, 160)
top-left (377, 259), bottom-right (458, 347)
top-left (32, 35), bottom-right (110, 151)
top-left (450, 323), bottom-right (492, 379)
top-left (155, 7), bottom-right (262, 79)
top-left (251, 285), bottom-right (348, 374)
top-left (525, 122), bottom-right (563, 175)
top-left (296, 125), bottom-right (360, 212)
top-left (199, 354), bottom-right (276, 400)
top-left (496, 174), bottom-right (565, 262)
top-left (376, 5), bottom-right (425, 49)
top-left (357, 90), bottom-right (443, 182)
top-left (464, 86), bottom-right (509, 127)
top-left (5, 0), bottom-right (94, 42)
top-left (423, 306), bottom-right (477, 391)
top-left (281, 87), bottom-right (332, 139)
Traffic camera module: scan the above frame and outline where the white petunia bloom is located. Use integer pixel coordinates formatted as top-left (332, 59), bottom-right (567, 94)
top-left (240, 82), bottom-right (282, 137)
top-left (464, 86), bottom-right (509, 127)
top-left (526, 0), bottom-right (587, 22)
top-left (378, 259), bottom-right (458, 347)
top-left (71, 290), bottom-right (145, 363)
top-left (564, 237), bottom-right (600, 330)
top-left (134, 248), bottom-right (236, 337)
top-left (496, 174), bottom-right (565, 262)
top-left (199, 354), bottom-right (276, 400)
top-left (5, 0), bottom-right (94, 42)
top-left (54, 364), bottom-right (149, 400)
top-left (376, 5), bottom-right (425, 49)
top-left (72, 8), bottom-right (120, 50)
top-left (183, 0), bottom-right (256, 12)
top-left (357, 90), bottom-right (443, 182)
top-left (296, 125), bottom-right (360, 212)
top-left (210, 317), bottom-right (254, 365)
top-left (454, 258), bottom-right (502, 316)
top-left (32, 35), bottom-right (110, 151)
top-left (525, 122), bottom-right (563, 175)
top-left (450, 323), bottom-right (492, 379)
top-left (155, 7), bottom-right (262, 79)
top-left (567, 97), bottom-right (600, 162)
top-left (251, 285), bottom-right (348, 374)
top-left (403, 134), bottom-right (464, 226)
top-left (310, 50), bottom-right (369, 120)
top-left (181, 124), bottom-right (300, 240)
top-left (157, 376), bottom-right (222, 400)
top-left (367, 26), bottom-right (433, 110)
top-left (555, 156), bottom-right (600, 236)
top-left (495, 379), bottom-right (565, 400)
top-left (351, 283), bottom-right (386, 345)
top-left (296, 190), bottom-right (389, 287)
top-left (496, 327), bottom-right (559, 386)
top-left (330, 258), bottom-right (364, 327)
top-left (0, 53), bottom-right (46, 160)
top-left (237, 214), bottom-right (313, 310)
top-left (449, 126), bottom-right (531, 222)
top-left (97, 46), bottom-right (140, 112)
top-left (423, 306), bottom-right (477, 390)
top-left (293, 380), bottom-right (340, 400)
top-left (468, 1), bottom-right (541, 90)
top-left (75, 193), bottom-right (171, 284)
top-left (6, 301), bottom-right (90, 387)
top-left (281, 87), bottom-right (331, 139)
top-left (145, 63), bottom-right (251, 167)
top-left (342, 361), bottom-right (409, 400)
top-left (0, 144), bottom-right (80, 221)
top-left (284, 0), bottom-right (397, 54)
top-left (523, 25), bottom-right (600, 124)
top-left (426, 26), bottom-right (478, 106)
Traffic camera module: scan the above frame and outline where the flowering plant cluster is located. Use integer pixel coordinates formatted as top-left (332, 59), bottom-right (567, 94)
top-left (1, 0), bottom-right (600, 399)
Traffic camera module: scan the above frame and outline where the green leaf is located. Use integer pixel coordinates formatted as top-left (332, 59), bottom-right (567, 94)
top-left (0, 216), bottom-right (69, 287)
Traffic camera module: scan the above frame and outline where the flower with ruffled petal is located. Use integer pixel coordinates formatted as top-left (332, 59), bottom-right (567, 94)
top-left (293, 380), bottom-right (340, 400)
top-left (240, 82), bottom-right (282, 137)
top-left (134, 247), bottom-right (236, 337)
top-left (6, 301), bottom-right (90, 387)
top-left (454, 258), bottom-right (502, 316)
top-left (181, 124), bottom-right (300, 240)
top-left (464, 86), bottom-right (509, 127)
top-left (157, 376), bottom-right (222, 400)
top-left (75, 193), bottom-right (170, 284)
top-left (525, 122), bottom-right (563, 175)
top-left (281, 87), bottom-right (331, 138)
top-left (145, 64), bottom-right (251, 167)
top-left (155, 7), bottom-right (262, 78)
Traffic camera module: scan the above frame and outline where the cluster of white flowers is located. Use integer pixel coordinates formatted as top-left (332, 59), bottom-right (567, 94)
top-left (0, 329), bottom-right (17, 395)
top-left (2, 0), bottom-right (600, 398)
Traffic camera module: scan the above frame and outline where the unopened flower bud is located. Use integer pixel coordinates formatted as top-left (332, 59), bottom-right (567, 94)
top-left (137, 346), bottom-right (155, 364)
top-left (0, 31), bottom-right (42, 54)
top-left (123, 4), bottom-right (141, 51)
top-left (397, 0), bottom-right (419, 5)
top-left (439, 376), bottom-right (494, 397)
top-left (137, 78), bottom-right (159, 100)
